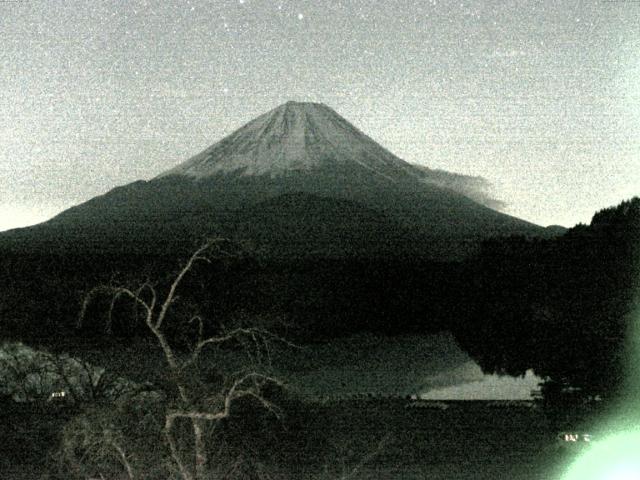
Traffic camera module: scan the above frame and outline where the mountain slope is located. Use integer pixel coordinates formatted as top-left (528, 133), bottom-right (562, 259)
top-left (158, 101), bottom-right (420, 181)
top-left (1, 101), bottom-right (544, 259)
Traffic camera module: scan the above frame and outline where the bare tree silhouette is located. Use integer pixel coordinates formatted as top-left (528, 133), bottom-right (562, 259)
top-left (74, 238), bottom-right (292, 480)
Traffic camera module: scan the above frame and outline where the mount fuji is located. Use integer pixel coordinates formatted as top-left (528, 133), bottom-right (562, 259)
top-left (2, 101), bottom-right (543, 259)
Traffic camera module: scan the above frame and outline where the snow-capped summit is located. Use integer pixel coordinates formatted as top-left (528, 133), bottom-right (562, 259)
top-left (158, 101), bottom-right (418, 181)
top-left (1, 101), bottom-right (545, 259)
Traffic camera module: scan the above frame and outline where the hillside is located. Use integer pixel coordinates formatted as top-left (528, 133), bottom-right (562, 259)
top-left (0, 101), bottom-right (544, 260)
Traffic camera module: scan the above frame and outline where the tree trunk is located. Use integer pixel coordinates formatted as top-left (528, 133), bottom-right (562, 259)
top-left (193, 418), bottom-right (208, 480)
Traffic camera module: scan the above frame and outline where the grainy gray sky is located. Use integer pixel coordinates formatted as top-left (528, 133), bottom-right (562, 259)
top-left (1, 0), bottom-right (639, 231)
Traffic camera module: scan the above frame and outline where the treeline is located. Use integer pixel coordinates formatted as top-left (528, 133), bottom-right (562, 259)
top-left (0, 247), bottom-right (463, 344)
top-left (454, 197), bottom-right (640, 398)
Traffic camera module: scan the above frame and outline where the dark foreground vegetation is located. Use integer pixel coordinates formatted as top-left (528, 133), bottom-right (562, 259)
top-left (455, 197), bottom-right (640, 399)
top-left (0, 197), bottom-right (638, 478)
top-left (0, 393), bottom-right (608, 480)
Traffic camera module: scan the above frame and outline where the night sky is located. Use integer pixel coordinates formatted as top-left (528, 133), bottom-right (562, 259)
top-left (1, 0), bottom-right (639, 231)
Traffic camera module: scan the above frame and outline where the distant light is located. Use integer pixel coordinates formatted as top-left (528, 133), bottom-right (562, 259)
top-left (298, 13), bottom-right (304, 20)
top-left (557, 432), bottom-right (593, 444)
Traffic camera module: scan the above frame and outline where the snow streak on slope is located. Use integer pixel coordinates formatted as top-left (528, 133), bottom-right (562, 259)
top-left (160, 101), bottom-right (421, 181)
top-left (159, 101), bottom-right (505, 209)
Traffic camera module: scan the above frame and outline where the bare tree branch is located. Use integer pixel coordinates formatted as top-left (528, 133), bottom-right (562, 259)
top-left (74, 238), bottom-right (292, 480)
top-left (109, 437), bottom-right (136, 480)
top-left (164, 414), bottom-right (194, 480)
top-left (337, 434), bottom-right (391, 480)
top-left (155, 240), bottom-right (216, 330)
top-left (78, 285), bottom-right (153, 332)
